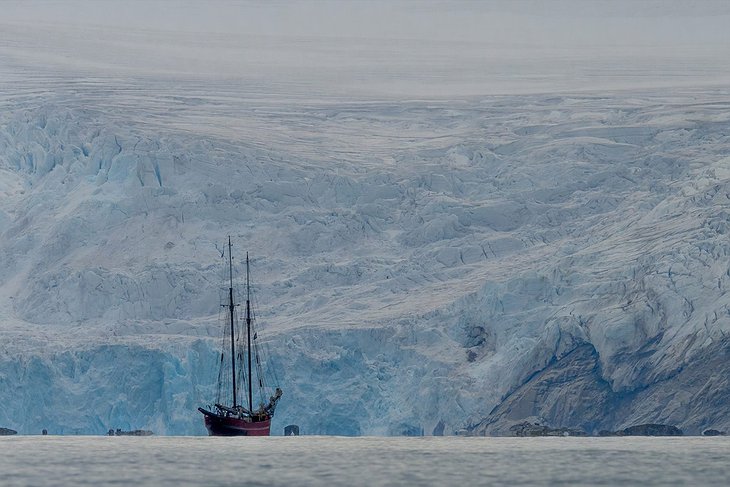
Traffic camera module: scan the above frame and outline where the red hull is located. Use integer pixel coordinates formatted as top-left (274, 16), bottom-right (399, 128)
top-left (202, 412), bottom-right (271, 436)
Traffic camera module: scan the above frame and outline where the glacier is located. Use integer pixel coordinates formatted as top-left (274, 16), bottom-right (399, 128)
top-left (2, 5), bottom-right (730, 436)
top-left (2, 83), bottom-right (729, 436)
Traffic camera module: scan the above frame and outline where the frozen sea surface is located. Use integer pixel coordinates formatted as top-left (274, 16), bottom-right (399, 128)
top-left (1, 436), bottom-right (729, 486)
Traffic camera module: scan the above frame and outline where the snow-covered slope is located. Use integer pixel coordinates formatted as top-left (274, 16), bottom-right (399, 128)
top-left (2, 78), bottom-right (729, 435)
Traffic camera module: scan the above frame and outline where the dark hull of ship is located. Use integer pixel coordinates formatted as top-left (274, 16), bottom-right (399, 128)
top-left (199, 408), bottom-right (271, 436)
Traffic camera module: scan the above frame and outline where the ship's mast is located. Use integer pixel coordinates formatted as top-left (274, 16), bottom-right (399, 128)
top-left (228, 237), bottom-right (237, 409)
top-left (246, 252), bottom-right (253, 413)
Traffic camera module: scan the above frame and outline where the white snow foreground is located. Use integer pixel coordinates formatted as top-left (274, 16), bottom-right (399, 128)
top-left (1, 84), bottom-right (730, 435)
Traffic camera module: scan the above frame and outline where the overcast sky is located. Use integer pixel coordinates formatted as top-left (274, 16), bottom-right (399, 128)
top-left (4, 0), bottom-right (730, 45)
top-left (3, 0), bottom-right (730, 97)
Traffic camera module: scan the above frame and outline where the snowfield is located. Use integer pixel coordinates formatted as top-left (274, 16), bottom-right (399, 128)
top-left (2, 8), bottom-right (730, 436)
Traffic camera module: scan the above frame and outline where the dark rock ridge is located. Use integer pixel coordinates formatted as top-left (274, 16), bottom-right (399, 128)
top-left (509, 421), bottom-right (586, 437)
top-left (467, 338), bottom-right (730, 436)
top-left (0, 427), bottom-right (18, 435)
top-left (107, 428), bottom-right (153, 436)
top-left (598, 424), bottom-right (683, 436)
top-left (702, 429), bottom-right (726, 436)
top-left (468, 344), bottom-right (615, 436)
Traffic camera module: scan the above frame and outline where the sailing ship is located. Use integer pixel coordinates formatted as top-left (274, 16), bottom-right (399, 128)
top-left (198, 237), bottom-right (282, 436)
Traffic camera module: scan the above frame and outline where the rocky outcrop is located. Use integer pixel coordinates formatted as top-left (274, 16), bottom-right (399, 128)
top-left (702, 429), bottom-right (726, 436)
top-left (0, 427), bottom-right (17, 435)
top-left (598, 424), bottom-right (683, 436)
top-left (615, 339), bottom-right (730, 435)
top-left (432, 420), bottom-right (445, 436)
top-left (107, 429), bottom-right (153, 436)
top-left (509, 421), bottom-right (586, 437)
top-left (468, 344), bottom-right (615, 436)
top-left (467, 337), bottom-right (730, 436)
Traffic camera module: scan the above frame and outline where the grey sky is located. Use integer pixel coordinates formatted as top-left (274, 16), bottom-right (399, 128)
top-left (5, 0), bottom-right (730, 45)
top-left (3, 0), bottom-right (730, 97)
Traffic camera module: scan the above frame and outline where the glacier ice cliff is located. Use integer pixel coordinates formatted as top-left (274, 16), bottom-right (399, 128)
top-left (1, 78), bottom-right (730, 435)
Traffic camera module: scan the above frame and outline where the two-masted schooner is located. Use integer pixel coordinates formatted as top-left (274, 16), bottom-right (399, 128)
top-left (198, 237), bottom-right (282, 436)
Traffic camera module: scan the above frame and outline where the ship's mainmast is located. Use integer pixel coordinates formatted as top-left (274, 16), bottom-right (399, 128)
top-left (246, 252), bottom-right (253, 413)
top-left (227, 236), bottom-right (237, 409)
